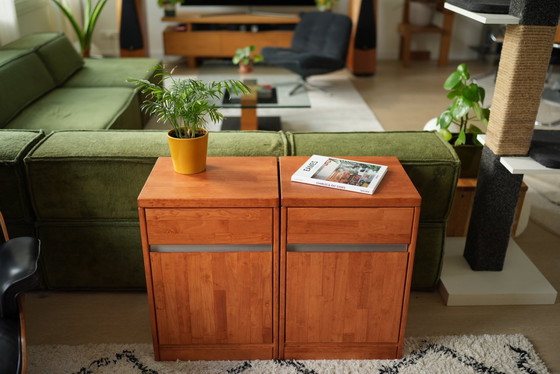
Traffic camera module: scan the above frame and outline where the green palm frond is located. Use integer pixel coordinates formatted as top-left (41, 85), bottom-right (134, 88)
top-left (128, 65), bottom-right (251, 139)
top-left (52, 0), bottom-right (108, 56)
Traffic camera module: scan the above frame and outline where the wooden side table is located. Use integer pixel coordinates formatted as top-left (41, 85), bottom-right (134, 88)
top-left (278, 156), bottom-right (421, 359)
top-left (138, 157), bottom-right (279, 361)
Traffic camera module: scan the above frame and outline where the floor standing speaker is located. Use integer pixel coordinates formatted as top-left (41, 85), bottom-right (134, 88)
top-left (348, 0), bottom-right (377, 76)
top-left (120, 0), bottom-right (147, 57)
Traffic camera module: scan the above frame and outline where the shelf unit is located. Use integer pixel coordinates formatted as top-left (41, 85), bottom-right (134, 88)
top-left (162, 12), bottom-right (300, 67)
top-left (477, 135), bottom-right (560, 174)
top-left (439, 3), bottom-right (558, 306)
top-left (443, 3), bottom-right (519, 24)
top-left (398, 0), bottom-right (455, 67)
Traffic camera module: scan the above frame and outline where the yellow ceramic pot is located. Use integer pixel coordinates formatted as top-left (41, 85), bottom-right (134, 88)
top-left (167, 128), bottom-right (208, 174)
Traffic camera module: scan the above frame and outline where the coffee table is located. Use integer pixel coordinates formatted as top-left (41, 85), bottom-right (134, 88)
top-left (198, 62), bottom-right (311, 131)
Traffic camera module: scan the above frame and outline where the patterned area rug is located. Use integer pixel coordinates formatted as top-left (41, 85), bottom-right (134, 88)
top-left (28, 334), bottom-right (550, 374)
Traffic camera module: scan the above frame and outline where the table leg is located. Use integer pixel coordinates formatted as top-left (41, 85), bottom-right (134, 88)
top-left (240, 89), bottom-right (258, 130)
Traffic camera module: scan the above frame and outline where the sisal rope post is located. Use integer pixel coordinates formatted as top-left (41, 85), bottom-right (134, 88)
top-left (485, 25), bottom-right (557, 155)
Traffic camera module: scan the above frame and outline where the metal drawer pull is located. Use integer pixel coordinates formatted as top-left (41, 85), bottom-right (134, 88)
top-left (150, 244), bottom-right (273, 253)
top-left (287, 244), bottom-right (408, 252)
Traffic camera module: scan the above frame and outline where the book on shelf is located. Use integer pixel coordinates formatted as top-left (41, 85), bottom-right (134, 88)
top-left (291, 155), bottom-right (388, 195)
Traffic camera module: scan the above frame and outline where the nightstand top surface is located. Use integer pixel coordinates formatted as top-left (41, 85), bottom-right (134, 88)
top-left (138, 157), bottom-right (278, 208)
top-left (279, 156), bottom-right (421, 207)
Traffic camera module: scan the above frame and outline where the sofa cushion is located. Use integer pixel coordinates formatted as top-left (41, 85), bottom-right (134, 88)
top-left (0, 50), bottom-right (55, 128)
top-left (5, 87), bottom-right (141, 131)
top-left (286, 131), bottom-right (460, 221)
top-left (0, 130), bottom-right (44, 224)
top-left (2, 32), bottom-right (83, 85)
top-left (64, 57), bottom-right (160, 87)
top-left (25, 130), bottom-right (288, 220)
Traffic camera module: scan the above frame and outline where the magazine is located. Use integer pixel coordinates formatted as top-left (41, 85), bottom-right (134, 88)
top-left (291, 155), bottom-right (388, 195)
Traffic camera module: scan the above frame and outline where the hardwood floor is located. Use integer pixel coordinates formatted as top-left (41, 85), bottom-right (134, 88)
top-left (25, 60), bottom-right (560, 372)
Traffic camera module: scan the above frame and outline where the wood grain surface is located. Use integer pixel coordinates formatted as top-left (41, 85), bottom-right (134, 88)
top-left (138, 157), bottom-right (279, 208)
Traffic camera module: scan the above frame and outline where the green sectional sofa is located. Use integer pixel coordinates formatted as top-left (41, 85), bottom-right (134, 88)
top-left (0, 130), bottom-right (459, 291)
top-left (0, 33), bottom-right (460, 291)
top-left (0, 32), bottom-right (159, 131)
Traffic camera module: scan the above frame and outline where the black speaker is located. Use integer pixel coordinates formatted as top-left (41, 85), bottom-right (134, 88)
top-left (120, 0), bottom-right (143, 51)
top-left (349, 0), bottom-right (376, 76)
top-left (355, 0), bottom-right (376, 50)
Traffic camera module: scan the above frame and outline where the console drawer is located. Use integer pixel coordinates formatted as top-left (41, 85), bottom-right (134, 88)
top-left (146, 208), bottom-right (273, 245)
top-left (287, 207), bottom-right (414, 244)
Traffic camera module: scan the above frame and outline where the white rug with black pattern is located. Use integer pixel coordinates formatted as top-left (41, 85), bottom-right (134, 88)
top-left (28, 334), bottom-right (550, 374)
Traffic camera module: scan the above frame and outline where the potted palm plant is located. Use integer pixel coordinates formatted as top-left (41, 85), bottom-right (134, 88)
top-left (232, 45), bottom-right (263, 74)
top-left (129, 65), bottom-right (250, 174)
top-left (52, 0), bottom-right (108, 57)
top-left (437, 63), bottom-right (490, 177)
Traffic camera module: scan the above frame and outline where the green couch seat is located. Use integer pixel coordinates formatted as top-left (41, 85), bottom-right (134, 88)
top-left (65, 57), bottom-right (160, 88)
top-left (5, 87), bottom-right (141, 131)
top-left (25, 130), bottom-right (288, 220)
top-left (0, 129), bottom-right (44, 225)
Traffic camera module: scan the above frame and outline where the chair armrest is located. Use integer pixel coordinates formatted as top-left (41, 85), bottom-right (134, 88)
top-left (0, 237), bottom-right (41, 318)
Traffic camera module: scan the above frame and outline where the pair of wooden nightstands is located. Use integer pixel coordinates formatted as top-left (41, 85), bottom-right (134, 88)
top-left (138, 156), bottom-right (421, 361)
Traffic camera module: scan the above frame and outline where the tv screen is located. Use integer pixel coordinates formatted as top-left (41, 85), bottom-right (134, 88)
top-left (181, 0), bottom-right (315, 5)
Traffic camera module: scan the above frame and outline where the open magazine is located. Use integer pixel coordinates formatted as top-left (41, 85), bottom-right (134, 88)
top-left (291, 155), bottom-right (388, 195)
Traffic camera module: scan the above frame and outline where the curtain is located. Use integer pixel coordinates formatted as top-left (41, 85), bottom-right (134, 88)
top-left (0, 0), bottom-right (20, 46)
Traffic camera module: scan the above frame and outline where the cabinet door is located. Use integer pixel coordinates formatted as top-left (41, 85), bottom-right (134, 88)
top-left (285, 251), bottom-right (408, 344)
top-left (151, 251), bottom-right (273, 345)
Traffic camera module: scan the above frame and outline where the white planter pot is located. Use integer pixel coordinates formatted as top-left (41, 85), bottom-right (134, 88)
top-left (409, 1), bottom-right (436, 27)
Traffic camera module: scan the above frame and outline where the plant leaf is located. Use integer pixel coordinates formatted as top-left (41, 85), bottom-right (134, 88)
top-left (457, 63), bottom-right (470, 80)
top-left (455, 130), bottom-right (467, 146)
top-left (443, 71), bottom-right (462, 90)
top-left (439, 128), bottom-right (452, 141)
top-left (437, 111), bottom-right (453, 129)
top-left (451, 97), bottom-right (472, 119)
top-left (463, 83), bottom-right (480, 102)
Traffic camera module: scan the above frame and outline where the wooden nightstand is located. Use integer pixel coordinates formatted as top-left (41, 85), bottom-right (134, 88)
top-left (278, 156), bottom-right (422, 359)
top-left (138, 157), bottom-right (279, 361)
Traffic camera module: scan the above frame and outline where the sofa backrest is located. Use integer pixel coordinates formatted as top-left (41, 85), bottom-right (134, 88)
top-left (0, 50), bottom-right (56, 128)
top-left (2, 32), bottom-right (83, 85)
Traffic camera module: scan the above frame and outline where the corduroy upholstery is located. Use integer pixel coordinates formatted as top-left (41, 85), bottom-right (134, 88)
top-left (0, 130), bottom-right (45, 236)
top-left (17, 130), bottom-right (458, 291)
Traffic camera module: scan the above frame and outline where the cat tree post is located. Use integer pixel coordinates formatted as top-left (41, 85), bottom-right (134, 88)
top-left (463, 0), bottom-right (560, 270)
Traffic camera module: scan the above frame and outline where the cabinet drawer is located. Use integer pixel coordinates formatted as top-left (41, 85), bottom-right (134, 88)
top-left (287, 208), bottom-right (414, 244)
top-left (146, 208), bottom-right (273, 245)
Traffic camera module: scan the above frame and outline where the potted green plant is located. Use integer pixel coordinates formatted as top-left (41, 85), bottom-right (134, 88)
top-left (315, 0), bottom-right (334, 11)
top-left (129, 65), bottom-right (250, 174)
top-left (232, 45), bottom-right (264, 74)
top-left (158, 0), bottom-right (181, 17)
top-left (52, 0), bottom-right (108, 57)
top-left (437, 63), bottom-right (490, 177)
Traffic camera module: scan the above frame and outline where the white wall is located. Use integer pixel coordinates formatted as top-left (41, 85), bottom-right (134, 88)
top-left (15, 0), bottom-right (482, 62)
